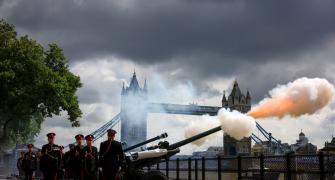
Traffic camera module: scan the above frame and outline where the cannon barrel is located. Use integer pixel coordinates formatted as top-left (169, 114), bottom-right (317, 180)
top-left (124, 132), bottom-right (168, 152)
top-left (167, 126), bottom-right (221, 150)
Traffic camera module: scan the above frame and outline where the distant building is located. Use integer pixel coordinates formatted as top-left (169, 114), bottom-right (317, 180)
top-left (0, 144), bottom-right (40, 177)
top-left (291, 131), bottom-right (317, 154)
top-left (320, 137), bottom-right (335, 154)
top-left (222, 81), bottom-right (252, 156)
top-left (170, 155), bottom-right (192, 160)
top-left (251, 143), bottom-right (264, 156)
top-left (192, 146), bottom-right (224, 157)
top-left (251, 141), bottom-right (291, 156)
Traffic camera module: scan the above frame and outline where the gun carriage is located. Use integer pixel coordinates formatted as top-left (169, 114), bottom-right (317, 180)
top-left (120, 126), bottom-right (222, 180)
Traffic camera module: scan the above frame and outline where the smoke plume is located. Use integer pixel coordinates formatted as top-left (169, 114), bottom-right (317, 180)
top-left (185, 77), bottom-right (334, 147)
top-left (218, 109), bottom-right (256, 140)
top-left (184, 110), bottom-right (256, 146)
top-left (184, 115), bottom-right (221, 146)
top-left (248, 77), bottom-right (334, 118)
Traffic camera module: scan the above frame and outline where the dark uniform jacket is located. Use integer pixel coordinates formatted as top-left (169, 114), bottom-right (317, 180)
top-left (82, 145), bottom-right (99, 175)
top-left (40, 143), bottom-right (62, 172)
top-left (17, 157), bottom-right (24, 175)
top-left (99, 140), bottom-right (124, 170)
top-left (23, 152), bottom-right (37, 171)
top-left (63, 150), bottom-right (71, 170)
top-left (69, 145), bottom-right (84, 173)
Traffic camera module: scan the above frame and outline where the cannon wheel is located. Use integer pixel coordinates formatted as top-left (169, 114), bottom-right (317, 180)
top-left (141, 171), bottom-right (168, 180)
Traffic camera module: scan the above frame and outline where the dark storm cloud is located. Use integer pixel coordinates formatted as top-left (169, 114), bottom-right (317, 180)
top-left (3, 0), bottom-right (335, 103)
top-left (4, 0), bottom-right (335, 63)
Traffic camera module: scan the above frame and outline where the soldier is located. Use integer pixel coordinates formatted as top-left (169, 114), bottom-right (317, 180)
top-left (63, 144), bottom-right (75, 178)
top-left (22, 144), bottom-right (37, 180)
top-left (99, 129), bottom-right (124, 180)
top-left (17, 152), bottom-right (25, 179)
top-left (40, 132), bottom-right (62, 180)
top-left (70, 134), bottom-right (85, 180)
top-left (82, 135), bottom-right (98, 180)
top-left (35, 150), bottom-right (43, 179)
top-left (58, 145), bottom-right (65, 179)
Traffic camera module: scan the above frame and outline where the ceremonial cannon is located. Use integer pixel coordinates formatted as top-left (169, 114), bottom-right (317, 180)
top-left (124, 132), bottom-right (168, 152)
top-left (120, 126), bottom-right (222, 180)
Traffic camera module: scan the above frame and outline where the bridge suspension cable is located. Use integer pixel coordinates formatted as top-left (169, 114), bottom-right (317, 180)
top-left (254, 121), bottom-right (288, 153)
top-left (255, 122), bottom-right (282, 144)
top-left (65, 113), bottom-right (121, 149)
top-left (251, 133), bottom-right (263, 144)
top-left (91, 113), bottom-right (121, 142)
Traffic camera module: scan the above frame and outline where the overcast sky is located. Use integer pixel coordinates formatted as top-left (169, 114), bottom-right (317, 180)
top-left (2, 0), bottom-right (335, 154)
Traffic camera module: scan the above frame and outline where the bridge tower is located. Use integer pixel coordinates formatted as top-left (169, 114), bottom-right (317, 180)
top-left (121, 72), bottom-right (148, 148)
top-left (222, 80), bottom-right (252, 156)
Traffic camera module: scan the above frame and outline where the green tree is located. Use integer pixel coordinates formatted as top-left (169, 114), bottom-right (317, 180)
top-left (0, 20), bottom-right (82, 146)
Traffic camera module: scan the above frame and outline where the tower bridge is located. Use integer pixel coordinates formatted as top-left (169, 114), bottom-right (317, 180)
top-left (90, 72), bottom-right (288, 156)
top-left (148, 103), bottom-right (220, 116)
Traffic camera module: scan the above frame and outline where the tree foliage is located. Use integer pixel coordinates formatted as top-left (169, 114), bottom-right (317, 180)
top-left (0, 20), bottom-right (82, 146)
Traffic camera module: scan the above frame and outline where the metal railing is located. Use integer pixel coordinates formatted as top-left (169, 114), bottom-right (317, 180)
top-left (144, 152), bottom-right (335, 180)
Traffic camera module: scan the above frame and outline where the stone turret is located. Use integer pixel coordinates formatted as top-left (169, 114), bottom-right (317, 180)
top-left (143, 79), bottom-right (147, 91)
top-left (246, 89), bottom-right (251, 105)
top-left (143, 79), bottom-right (148, 100)
top-left (222, 91), bottom-right (228, 107)
top-left (121, 82), bottom-right (125, 95)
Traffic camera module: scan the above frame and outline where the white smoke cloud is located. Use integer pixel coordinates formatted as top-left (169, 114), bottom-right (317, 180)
top-left (184, 115), bottom-right (221, 146)
top-left (218, 108), bottom-right (256, 140)
top-left (184, 109), bottom-right (256, 146)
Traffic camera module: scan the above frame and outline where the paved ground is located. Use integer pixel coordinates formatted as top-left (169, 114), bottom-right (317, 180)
top-left (0, 175), bottom-right (9, 179)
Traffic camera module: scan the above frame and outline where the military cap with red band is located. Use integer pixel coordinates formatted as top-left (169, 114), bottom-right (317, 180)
top-left (46, 132), bottom-right (56, 137)
top-left (27, 144), bottom-right (33, 148)
top-left (75, 134), bottom-right (84, 140)
top-left (107, 129), bottom-right (117, 135)
top-left (85, 134), bottom-right (94, 140)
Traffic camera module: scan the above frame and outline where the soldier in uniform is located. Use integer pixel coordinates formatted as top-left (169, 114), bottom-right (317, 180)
top-left (63, 144), bottom-right (75, 178)
top-left (40, 132), bottom-right (62, 180)
top-left (69, 134), bottom-right (85, 180)
top-left (58, 146), bottom-right (65, 179)
top-left (17, 152), bottom-right (25, 178)
top-left (99, 129), bottom-right (124, 180)
top-left (22, 144), bottom-right (37, 180)
top-left (82, 135), bottom-right (98, 180)
top-left (35, 150), bottom-right (43, 179)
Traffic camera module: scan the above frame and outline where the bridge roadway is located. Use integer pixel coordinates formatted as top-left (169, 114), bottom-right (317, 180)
top-left (148, 103), bottom-right (221, 116)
